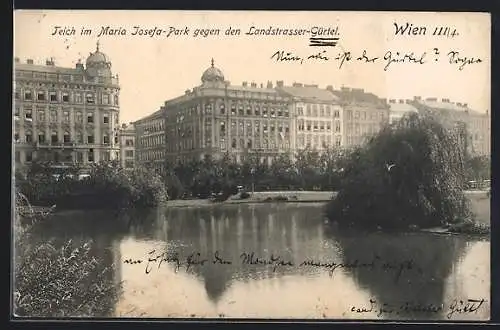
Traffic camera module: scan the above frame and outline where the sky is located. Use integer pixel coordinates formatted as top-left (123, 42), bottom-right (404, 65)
top-left (13, 10), bottom-right (491, 124)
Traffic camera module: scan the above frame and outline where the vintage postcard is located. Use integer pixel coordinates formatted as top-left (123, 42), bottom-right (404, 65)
top-left (12, 10), bottom-right (491, 321)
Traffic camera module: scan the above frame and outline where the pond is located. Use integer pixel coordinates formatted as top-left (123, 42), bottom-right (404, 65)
top-left (25, 203), bottom-right (490, 320)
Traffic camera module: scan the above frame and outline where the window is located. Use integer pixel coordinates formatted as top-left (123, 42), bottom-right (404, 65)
top-left (262, 106), bottom-right (268, 117)
top-left (63, 111), bottom-right (70, 123)
top-left (334, 110), bottom-right (340, 118)
top-left (125, 150), bottom-right (134, 157)
top-left (14, 107), bottom-right (20, 117)
top-left (88, 149), bottom-right (94, 162)
top-left (86, 93), bottom-right (95, 104)
top-left (102, 94), bottom-right (109, 105)
top-left (50, 110), bottom-right (57, 122)
top-left (25, 109), bottom-right (32, 120)
top-left (335, 120), bottom-right (341, 132)
top-left (297, 107), bottom-right (304, 116)
top-left (88, 134), bottom-right (94, 144)
top-left (63, 131), bottom-right (71, 143)
top-left (254, 106), bottom-right (260, 116)
top-left (62, 92), bottom-right (69, 102)
top-left (354, 111), bottom-right (360, 119)
top-left (24, 91), bottom-right (32, 100)
top-left (103, 113), bottom-right (109, 124)
top-left (103, 135), bottom-right (110, 144)
top-left (38, 132), bottom-right (45, 143)
top-left (25, 130), bottom-right (32, 143)
top-left (75, 93), bottom-right (83, 103)
top-left (246, 106), bottom-right (252, 116)
top-left (114, 95), bottom-right (119, 105)
top-left (15, 151), bottom-right (20, 162)
top-left (76, 111), bottom-right (83, 123)
top-left (102, 151), bottom-right (110, 161)
top-left (125, 139), bottom-right (134, 146)
top-left (50, 91), bottom-right (57, 102)
top-left (75, 132), bottom-right (83, 143)
top-left (37, 91), bottom-right (46, 101)
top-left (14, 133), bottom-right (19, 142)
top-left (15, 90), bottom-right (20, 100)
top-left (87, 112), bottom-right (94, 123)
top-left (230, 104), bottom-right (236, 115)
top-left (232, 138), bottom-right (237, 148)
top-left (26, 151), bottom-right (32, 162)
top-left (51, 131), bottom-right (58, 143)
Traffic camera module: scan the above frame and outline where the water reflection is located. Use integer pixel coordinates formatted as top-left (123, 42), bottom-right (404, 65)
top-left (26, 204), bottom-right (490, 320)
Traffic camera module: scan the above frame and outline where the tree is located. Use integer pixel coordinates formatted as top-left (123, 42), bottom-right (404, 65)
top-left (326, 112), bottom-right (473, 230)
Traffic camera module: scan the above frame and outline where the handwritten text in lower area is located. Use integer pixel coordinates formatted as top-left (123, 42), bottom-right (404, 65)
top-left (124, 251), bottom-right (422, 281)
top-left (269, 48), bottom-right (482, 71)
top-left (349, 298), bottom-right (487, 319)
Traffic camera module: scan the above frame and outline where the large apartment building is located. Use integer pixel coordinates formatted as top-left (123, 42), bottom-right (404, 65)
top-left (118, 123), bottom-right (136, 170)
top-left (13, 42), bottom-right (121, 173)
top-left (411, 97), bottom-right (490, 157)
top-left (133, 107), bottom-right (166, 174)
top-left (163, 60), bottom-right (293, 165)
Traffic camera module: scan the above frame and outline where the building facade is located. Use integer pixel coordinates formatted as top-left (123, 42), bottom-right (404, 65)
top-left (331, 87), bottom-right (390, 148)
top-left (388, 99), bottom-right (419, 124)
top-left (412, 97), bottom-right (491, 157)
top-left (13, 42), bottom-right (120, 173)
top-left (118, 123), bottom-right (136, 170)
top-left (164, 60), bottom-right (293, 165)
top-left (133, 108), bottom-right (166, 174)
top-left (277, 83), bottom-right (343, 152)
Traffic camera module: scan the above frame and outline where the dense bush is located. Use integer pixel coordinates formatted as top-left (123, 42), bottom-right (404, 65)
top-left (16, 161), bottom-right (168, 209)
top-left (326, 112), bottom-right (474, 230)
top-left (13, 205), bottom-right (121, 317)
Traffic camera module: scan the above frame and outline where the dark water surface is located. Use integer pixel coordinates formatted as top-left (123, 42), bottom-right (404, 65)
top-left (28, 203), bottom-right (490, 320)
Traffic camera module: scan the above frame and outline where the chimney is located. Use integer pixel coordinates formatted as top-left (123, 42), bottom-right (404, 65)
top-left (326, 85), bottom-right (333, 91)
top-left (251, 82), bottom-right (257, 88)
top-left (267, 81), bottom-right (273, 88)
top-left (45, 58), bottom-right (55, 66)
top-left (27, 59), bottom-right (34, 64)
top-left (463, 103), bottom-right (468, 108)
top-left (293, 82), bottom-right (303, 87)
top-left (14, 57), bottom-right (19, 63)
top-left (242, 81), bottom-right (248, 87)
top-left (442, 98), bottom-right (449, 103)
top-left (276, 80), bottom-right (284, 88)
top-left (413, 96), bottom-right (421, 101)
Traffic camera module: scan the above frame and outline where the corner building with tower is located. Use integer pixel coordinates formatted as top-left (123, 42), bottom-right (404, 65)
top-left (13, 42), bottom-right (121, 173)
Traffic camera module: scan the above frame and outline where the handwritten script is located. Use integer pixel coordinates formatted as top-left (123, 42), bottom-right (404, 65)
top-left (124, 250), bottom-right (422, 282)
top-left (350, 298), bottom-right (488, 319)
top-left (270, 48), bottom-right (482, 71)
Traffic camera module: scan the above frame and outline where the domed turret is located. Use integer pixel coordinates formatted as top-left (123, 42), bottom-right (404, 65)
top-left (85, 41), bottom-right (112, 78)
top-left (201, 58), bottom-right (225, 83)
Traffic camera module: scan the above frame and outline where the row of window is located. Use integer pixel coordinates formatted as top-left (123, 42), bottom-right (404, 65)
top-left (296, 104), bottom-right (341, 118)
top-left (16, 90), bottom-right (119, 106)
top-left (345, 123), bottom-right (382, 135)
top-left (14, 130), bottom-right (117, 145)
top-left (297, 134), bottom-right (342, 148)
top-left (345, 109), bottom-right (386, 121)
top-left (14, 149), bottom-right (112, 163)
top-left (140, 120), bottom-right (164, 134)
top-left (124, 150), bottom-right (134, 158)
top-left (14, 108), bottom-right (117, 125)
top-left (297, 120), bottom-right (341, 132)
top-left (139, 134), bottom-right (165, 148)
top-left (138, 150), bottom-right (165, 162)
